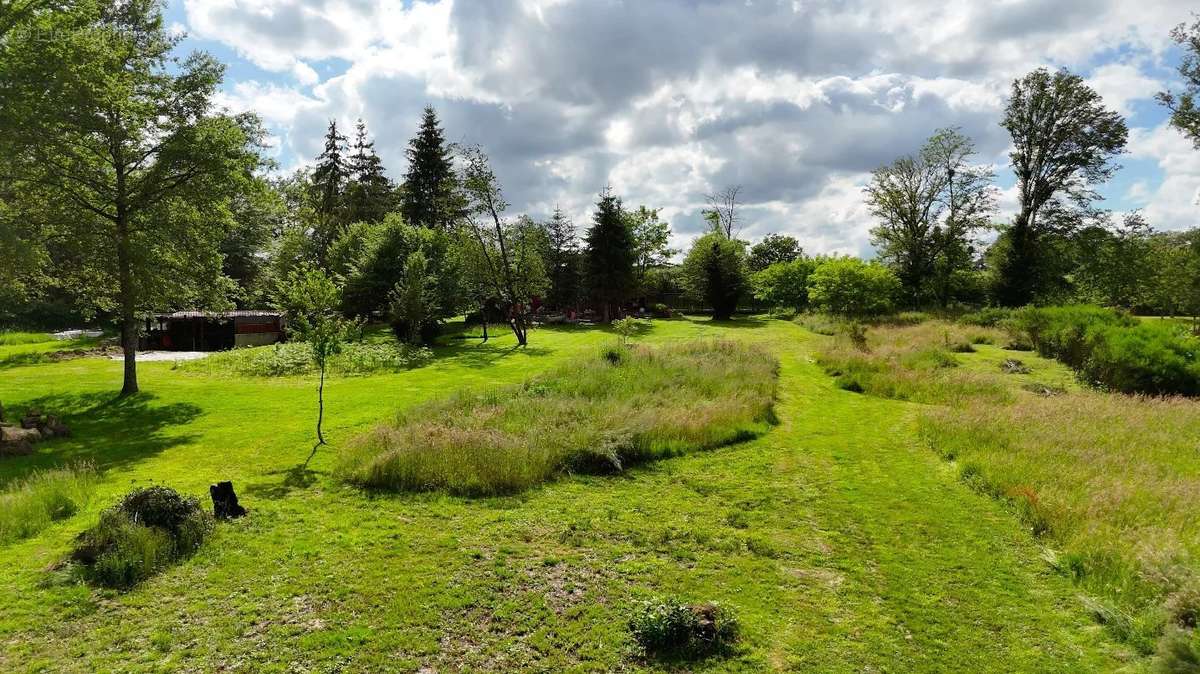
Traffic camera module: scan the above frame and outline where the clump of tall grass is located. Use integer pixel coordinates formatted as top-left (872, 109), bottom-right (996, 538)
top-left (180, 341), bottom-right (432, 377)
top-left (70, 486), bottom-right (213, 589)
top-left (815, 321), bottom-right (1009, 405)
top-left (0, 463), bottom-right (97, 545)
top-left (337, 340), bottom-right (778, 495)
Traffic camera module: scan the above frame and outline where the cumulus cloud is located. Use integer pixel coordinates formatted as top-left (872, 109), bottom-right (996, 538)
top-left (181, 0), bottom-right (1200, 254)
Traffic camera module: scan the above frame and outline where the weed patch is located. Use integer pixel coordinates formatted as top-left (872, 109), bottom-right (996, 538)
top-left (0, 463), bottom-right (96, 545)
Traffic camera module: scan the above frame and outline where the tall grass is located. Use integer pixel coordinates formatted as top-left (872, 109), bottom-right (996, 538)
top-left (180, 341), bottom-right (432, 377)
top-left (337, 340), bottom-right (778, 495)
top-left (816, 317), bottom-right (1200, 661)
top-left (0, 331), bottom-right (53, 346)
top-left (0, 463), bottom-right (97, 545)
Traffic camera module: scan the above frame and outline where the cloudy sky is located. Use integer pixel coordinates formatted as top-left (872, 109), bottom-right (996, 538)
top-left (166, 0), bottom-right (1200, 256)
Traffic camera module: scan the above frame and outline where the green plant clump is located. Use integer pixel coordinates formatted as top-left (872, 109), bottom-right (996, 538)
top-left (181, 341), bottom-right (432, 377)
top-left (0, 463), bottom-right (97, 545)
top-left (71, 486), bottom-right (213, 588)
top-left (628, 598), bottom-right (739, 658)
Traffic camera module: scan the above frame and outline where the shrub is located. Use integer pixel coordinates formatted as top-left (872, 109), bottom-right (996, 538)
top-left (71, 486), bottom-right (212, 588)
top-left (751, 259), bottom-right (816, 312)
top-left (0, 463), bottom-right (97, 545)
top-left (650, 302), bottom-right (673, 318)
top-left (628, 598), bottom-right (739, 658)
top-left (807, 257), bottom-right (900, 318)
top-left (958, 307), bottom-right (1013, 327)
top-left (337, 340), bottom-right (778, 495)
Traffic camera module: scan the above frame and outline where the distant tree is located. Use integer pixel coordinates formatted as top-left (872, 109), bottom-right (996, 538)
top-left (273, 266), bottom-right (353, 463)
top-left (1072, 213), bottom-right (1156, 309)
top-left (0, 0), bottom-right (264, 395)
top-left (867, 128), bottom-right (995, 307)
top-left (752, 258), bottom-right (817, 311)
top-left (584, 188), bottom-right (637, 322)
top-left (344, 118), bottom-right (392, 225)
top-left (401, 105), bottom-right (457, 230)
top-left (310, 120), bottom-right (349, 267)
top-left (748, 234), bottom-right (802, 272)
top-left (457, 146), bottom-right (546, 345)
top-left (995, 68), bottom-right (1127, 306)
top-left (1158, 17), bottom-right (1200, 148)
top-left (542, 206), bottom-right (582, 310)
top-left (680, 232), bottom-right (749, 320)
top-left (807, 257), bottom-right (900, 318)
top-left (624, 205), bottom-right (677, 292)
top-left (388, 250), bottom-right (438, 344)
top-left (1149, 229), bottom-right (1200, 319)
top-left (703, 185), bottom-right (743, 238)
top-left (222, 177), bottom-right (286, 307)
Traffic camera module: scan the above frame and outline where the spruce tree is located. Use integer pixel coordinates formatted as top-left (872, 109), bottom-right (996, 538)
top-left (544, 206), bottom-right (581, 310)
top-left (311, 119), bottom-right (349, 267)
top-left (401, 105), bottom-right (456, 230)
top-left (346, 118), bottom-right (392, 224)
top-left (584, 188), bottom-right (636, 322)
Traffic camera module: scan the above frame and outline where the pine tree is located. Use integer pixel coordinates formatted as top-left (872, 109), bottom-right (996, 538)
top-left (346, 118), bottom-right (392, 224)
top-left (544, 206), bottom-right (581, 310)
top-left (401, 105), bottom-right (456, 230)
top-left (310, 119), bottom-right (349, 267)
top-left (584, 188), bottom-right (636, 322)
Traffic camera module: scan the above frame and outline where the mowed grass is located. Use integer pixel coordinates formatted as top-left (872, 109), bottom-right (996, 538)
top-left (0, 332), bottom-right (55, 346)
top-left (0, 317), bottom-right (1129, 671)
top-left (339, 340), bottom-right (777, 495)
top-left (818, 319), bottom-right (1200, 663)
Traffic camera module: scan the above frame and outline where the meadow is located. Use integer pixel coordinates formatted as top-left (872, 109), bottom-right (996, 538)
top-left (0, 316), bottom-right (1157, 671)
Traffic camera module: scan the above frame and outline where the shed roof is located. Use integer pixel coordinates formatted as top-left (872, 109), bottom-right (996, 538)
top-left (153, 310), bottom-right (282, 319)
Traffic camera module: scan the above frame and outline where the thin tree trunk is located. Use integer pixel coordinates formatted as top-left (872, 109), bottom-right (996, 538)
top-left (116, 209), bottom-right (139, 397)
top-left (316, 363), bottom-right (326, 446)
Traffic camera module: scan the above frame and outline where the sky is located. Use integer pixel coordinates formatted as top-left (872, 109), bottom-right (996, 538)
top-left (165, 0), bottom-right (1200, 257)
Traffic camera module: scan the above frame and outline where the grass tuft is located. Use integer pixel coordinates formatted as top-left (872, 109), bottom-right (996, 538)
top-left (0, 463), bottom-right (97, 545)
top-left (337, 340), bottom-right (778, 495)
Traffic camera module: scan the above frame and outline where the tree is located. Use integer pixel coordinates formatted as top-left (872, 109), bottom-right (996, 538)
top-left (310, 120), bottom-right (349, 268)
top-left (1072, 213), bottom-right (1156, 309)
top-left (752, 258), bottom-right (817, 311)
top-left (542, 206), bottom-right (582, 311)
top-left (272, 266), bottom-right (353, 464)
top-left (748, 234), bottom-right (802, 272)
top-left (996, 68), bottom-right (1128, 306)
top-left (388, 251), bottom-right (438, 344)
top-left (1158, 17), bottom-right (1200, 148)
top-left (680, 232), bottom-right (749, 320)
top-left (704, 185), bottom-right (742, 238)
top-left (807, 257), bottom-right (900, 318)
top-left (584, 188), bottom-right (637, 321)
top-left (866, 128), bottom-right (995, 307)
top-left (457, 146), bottom-right (546, 345)
top-left (401, 105), bottom-right (457, 230)
top-left (0, 0), bottom-right (264, 395)
top-left (222, 177), bottom-right (286, 307)
top-left (624, 205), bottom-right (677, 292)
top-left (345, 118), bottom-right (392, 225)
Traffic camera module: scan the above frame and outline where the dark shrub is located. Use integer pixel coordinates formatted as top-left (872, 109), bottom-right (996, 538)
top-left (651, 303), bottom-right (673, 318)
top-left (628, 598), bottom-right (739, 658)
top-left (72, 486), bottom-right (212, 588)
top-left (959, 307), bottom-right (1013, 327)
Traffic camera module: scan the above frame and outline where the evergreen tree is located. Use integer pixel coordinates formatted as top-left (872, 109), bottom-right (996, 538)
top-left (584, 188), bottom-right (636, 322)
top-left (346, 118), bottom-right (392, 225)
top-left (544, 206), bottom-right (582, 310)
top-left (310, 119), bottom-right (349, 267)
top-left (401, 105), bottom-right (456, 230)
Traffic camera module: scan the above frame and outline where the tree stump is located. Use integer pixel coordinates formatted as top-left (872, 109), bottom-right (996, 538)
top-left (209, 481), bottom-right (247, 519)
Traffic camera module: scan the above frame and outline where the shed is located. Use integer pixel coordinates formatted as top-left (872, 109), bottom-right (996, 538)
top-left (142, 311), bottom-right (284, 352)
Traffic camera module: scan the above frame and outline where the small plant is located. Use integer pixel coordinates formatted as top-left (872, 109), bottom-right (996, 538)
top-left (613, 316), bottom-right (640, 346)
top-left (1000, 358), bottom-right (1031, 375)
top-left (839, 321), bottom-right (868, 351)
top-left (650, 303), bottom-right (673, 318)
top-left (71, 486), bottom-right (212, 589)
top-left (628, 597), bottom-right (739, 658)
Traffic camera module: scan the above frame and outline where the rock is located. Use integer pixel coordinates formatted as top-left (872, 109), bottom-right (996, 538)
top-left (43, 415), bottom-right (69, 438)
top-left (0, 401), bottom-right (5, 423)
top-left (0, 426), bottom-right (40, 455)
top-left (20, 416), bottom-right (41, 430)
top-left (209, 481), bottom-right (247, 520)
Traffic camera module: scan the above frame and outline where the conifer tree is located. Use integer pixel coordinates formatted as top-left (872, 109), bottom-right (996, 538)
top-left (584, 188), bottom-right (636, 322)
top-left (544, 206), bottom-right (582, 310)
top-left (310, 119), bottom-right (349, 267)
top-left (401, 105), bottom-right (456, 230)
top-left (346, 118), bottom-right (392, 224)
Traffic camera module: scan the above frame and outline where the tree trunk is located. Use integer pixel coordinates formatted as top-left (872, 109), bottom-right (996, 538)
top-left (116, 210), bottom-right (139, 397)
top-left (315, 363), bottom-right (326, 446)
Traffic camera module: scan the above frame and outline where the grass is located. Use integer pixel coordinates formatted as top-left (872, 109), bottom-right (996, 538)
top-left (0, 316), bottom-right (1131, 671)
top-left (816, 318), bottom-right (1200, 664)
top-left (178, 340), bottom-right (432, 377)
top-left (0, 332), bottom-right (110, 369)
top-left (337, 340), bottom-right (778, 495)
top-left (0, 331), bottom-right (55, 346)
top-left (0, 463), bottom-right (96, 545)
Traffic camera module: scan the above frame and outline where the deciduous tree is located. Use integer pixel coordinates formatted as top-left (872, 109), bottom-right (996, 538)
top-left (748, 234), bottom-right (802, 272)
top-left (1158, 17), bottom-right (1200, 148)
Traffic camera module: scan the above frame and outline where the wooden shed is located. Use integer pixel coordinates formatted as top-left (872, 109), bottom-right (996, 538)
top-left (141, 311), bottom-right (284, 351)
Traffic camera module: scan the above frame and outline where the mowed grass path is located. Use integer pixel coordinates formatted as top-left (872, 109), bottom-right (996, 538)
top-left (0, 319), bottom-right (1124, 671)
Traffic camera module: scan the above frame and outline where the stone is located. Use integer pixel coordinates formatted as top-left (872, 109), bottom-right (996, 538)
top-left (209, 481), bottom-right (247, 520)
top-left (0, 426), bottom-right (40, 455)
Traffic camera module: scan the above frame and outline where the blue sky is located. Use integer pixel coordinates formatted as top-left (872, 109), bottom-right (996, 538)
top-left (166, 0), bottom-right (1200, 256)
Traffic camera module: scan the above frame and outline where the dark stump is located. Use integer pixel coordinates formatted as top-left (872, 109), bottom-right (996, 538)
top-left (209, 481), bottom-right (247, 519)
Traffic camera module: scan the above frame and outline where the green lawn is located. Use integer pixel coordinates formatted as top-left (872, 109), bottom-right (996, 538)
top-left (0, 318), bottom-right (1132, 671)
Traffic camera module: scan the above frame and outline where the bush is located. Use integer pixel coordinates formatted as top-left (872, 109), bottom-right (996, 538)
top-left (71, 486), bottom-right (212, 588)
top-left (650, 302), bottom-right (673, 318)
top-left (0, 463), bottom-right (97, 545)
top-left (958, 307), bottom-right (1013, 327)
top-left (1008, 306), bottom-right (1200, 395)
top-left (807, 257), bottom-right (900, 318)
top-left (628, 598), bottom-right (739, 658)
top-left (337, 340), bottom-right (778, 495)
top-left (751, 259), bottom-right (816, 312)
